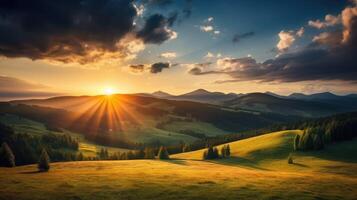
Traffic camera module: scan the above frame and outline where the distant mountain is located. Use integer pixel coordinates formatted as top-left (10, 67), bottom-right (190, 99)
top-left (224, 92), bottom-right (354, 117)
top-left (288, 92), bottom-right (340, 100)
top-left (168, 89), bottom-right (240, 104)
top-left (151, 91), bottom-right (173, 98)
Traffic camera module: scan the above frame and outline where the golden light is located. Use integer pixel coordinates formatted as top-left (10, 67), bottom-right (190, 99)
top-left (104, 88), bottom-right (114, 96)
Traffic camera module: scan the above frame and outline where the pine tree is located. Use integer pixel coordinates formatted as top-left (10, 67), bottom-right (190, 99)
top-left (225, 144), bottom-right (231, 157)
top-left (77, 152), bottom-right (84, 161)
top-left (144, 147), bottom-right (155, 159)
top-left (220, 145), bottom-right (226, 158)
top-left (157, 146), bottom-right (170, 159)
top-left (288, 154), bottom-right (293, 164)
top-left (0, 142), bottom-right (15, 167)
top-left (294, 134), bottom-right (300, 151)
top-left (213, 147), bottom-right (219, 159)
top-left (38, 148), bottom-right (50, 172)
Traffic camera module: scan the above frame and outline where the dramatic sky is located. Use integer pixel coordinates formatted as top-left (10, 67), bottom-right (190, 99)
top-left (1, 0), bottom-right (357, 99)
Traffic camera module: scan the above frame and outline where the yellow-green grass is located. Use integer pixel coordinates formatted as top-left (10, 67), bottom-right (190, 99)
top-left (0, 159), bottom-right (356, 200)
top-left (0, 114), bottom-right (128, 156)
top-left (172, 130), bottom-right (357, 173)
top-left (162, 121), bottom-right (229, 137)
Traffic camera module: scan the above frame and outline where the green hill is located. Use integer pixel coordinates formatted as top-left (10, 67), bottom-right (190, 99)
top-left (0, 130), bottom-right (356, 200)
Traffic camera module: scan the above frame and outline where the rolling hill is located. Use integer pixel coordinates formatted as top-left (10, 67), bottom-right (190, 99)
top-left (223, 92), bottom-right (351, 117)
top-left (1, 130), bottom-right (356, 200)
top-left (1, 94), bottom-right (298, 147)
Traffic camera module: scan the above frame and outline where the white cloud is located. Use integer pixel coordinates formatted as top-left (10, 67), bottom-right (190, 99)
top-left (277, 30), bottom-right (296, 52)
top-left (207, 17), bottom-right (214, 22)
top-left (308, 14), bottom-right (341, 29)
top-left (296, 27), bottom-right (304, 37)
top-left (160, 52), bottom-right (177, 58)
top-left (213, 30), bottom-right (220, 35)
top-left (200, 25), bottom-right (214, 32)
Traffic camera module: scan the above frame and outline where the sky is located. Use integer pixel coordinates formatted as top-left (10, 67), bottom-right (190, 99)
top-left (0, 0), bottom-right (357, 99)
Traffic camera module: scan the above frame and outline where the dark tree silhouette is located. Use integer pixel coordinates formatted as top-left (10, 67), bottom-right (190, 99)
top-left (157, 146), bottom-right (170, 159)
top-left (38, 148), bottom-right (50, 172)
top-left (0, 142), bottom-right (15, 167)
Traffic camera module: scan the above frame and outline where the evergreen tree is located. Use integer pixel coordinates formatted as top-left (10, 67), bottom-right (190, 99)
top-left (288, 154), bottom-right (293, 164)
top-left (157, 146), bottom-right (170, 159)
top-left (77, 152), bottom-right (84, 161)
top-left (144, 147), bottom-right (155, 159)
top-left (0, 142), bottom-right (15, 167)
top-left (213, 147), bottom-right (219, 159)
top-left (38, 148), bottom-right (50, 172)
top-left (225, 144), bottom-right (231, 157)
top-left (294, 134), bottom-right (300, 151)
top-left (220, 145), bottom-right (226, 158)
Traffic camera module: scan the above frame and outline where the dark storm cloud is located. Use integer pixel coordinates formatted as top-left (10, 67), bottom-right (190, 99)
top-left (137, 14), bottom-right (177, 44)
top-left (0, 0), bottom-right (138, 63)
top-left (142, 0), bottom-right (173, 7)
top-left (129, 64), bottom-right (145, 72)
top-left (191, 5), bottom-right (357, 83)
top-left (150, 62), bottom-right (170, 73)
top-left (232, 31), bottom-right (255, 43)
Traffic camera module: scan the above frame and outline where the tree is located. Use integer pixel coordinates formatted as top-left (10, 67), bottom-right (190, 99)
top-left (294, 134), bottom-right (300, 151)
top-left (225, 144), bottom-right (231, 157)
top-left (38, 148), bottom-right (50, 172)
top-left (77, 152), bottom-right (84, 161)
top-left (157, 146), bottom-right (170, 159)
top-left (144, 147), bottom-right (155, 159)
top-left (220, 145), bottom-right (226, 158)
top-left (0, 142), bottom-right (15, 167)
top-left (182, 144), bottom-right (191, 153)
top-left (288, 154), bottom-right (293, 164)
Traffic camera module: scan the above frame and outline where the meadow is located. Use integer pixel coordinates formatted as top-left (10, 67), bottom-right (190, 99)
top-left (1, 130), bottom-right (356, 200)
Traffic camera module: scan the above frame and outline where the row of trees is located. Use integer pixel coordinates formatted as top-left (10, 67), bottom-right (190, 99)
top-left (203, 144), bottom-right (231, 160)
top-left (294, 116), bottom-right (357, 151)
top-left (1, 142), bottom-right (50, 171)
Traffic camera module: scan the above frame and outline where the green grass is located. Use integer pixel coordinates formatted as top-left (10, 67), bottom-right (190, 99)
top-left (0, 114), bottom-right (127, 157)
top-left (1, 130), bottom-right (356, 200)
top-left (162, 121), bottom-right (229, 137)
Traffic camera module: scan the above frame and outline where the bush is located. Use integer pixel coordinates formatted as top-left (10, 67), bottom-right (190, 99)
top-left (38, 148), bottom-right (50, 172)
top-left (157, 146), bottom-right (170, 159)
top-left (0, 142), bottom-right (15, 167)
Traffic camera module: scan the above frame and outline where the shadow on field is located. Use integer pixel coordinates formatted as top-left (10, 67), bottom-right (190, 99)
top-left (160, 159), bottom-right (189, 165)
top-left (208, 157), bottom-right (270, 171)
top-left (19, 170), bottom-right (42, 174)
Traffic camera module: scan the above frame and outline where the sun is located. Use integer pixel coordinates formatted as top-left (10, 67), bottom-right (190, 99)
top-left (103, 88), bottom-right (115, 96)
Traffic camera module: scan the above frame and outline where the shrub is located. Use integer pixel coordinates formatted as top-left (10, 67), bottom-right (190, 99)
top-left (0, 142), bottom-right (15, 167)
top-left (38, 148), bottom-right (50, 172)
top-left (157, 146), bottom-right (170, 159)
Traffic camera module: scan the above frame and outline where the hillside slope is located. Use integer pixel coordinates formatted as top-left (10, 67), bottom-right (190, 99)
top-left (1, 131), bottom-right (356, 200)
top-left (172, 130), bottom-right (357, 172)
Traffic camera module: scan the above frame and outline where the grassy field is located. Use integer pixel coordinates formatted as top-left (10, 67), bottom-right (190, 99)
top-left (0, 130), bottom-right (356, 200)
top-left (0, 114), bottom-right (128, 156)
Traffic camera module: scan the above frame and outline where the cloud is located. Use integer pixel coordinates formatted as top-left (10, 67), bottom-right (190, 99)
top-left (199, 17), bottom-right (220, 36)
top-left (232, 31), bottom-right (255, 43)
top-left (160, 52), bottom-right (177, 58)
top-left (276, 31), bottom-right (296, 52)
top-left (189, 3), bottom-right (357, 84)
top-left (0, 0), bottom-right (140, 65)
top-left (129, 64), bottom-right (145, 73)
top-left (150, 62), bottom-right (170, 73)
top-left (200, 25), bottom-right (214, 32)
top-left (309, 14), bottom-right (341, 29)
top-left (296, 27), bottom-right (305, 37)
top-left (204, 52), bottom-right (222, 59)
top-left (0, 76), bottom-right (64, 101)
top-left (142, 0), bottom-right (173, 7)
top-left (137, 14), bottom-right (178, 44)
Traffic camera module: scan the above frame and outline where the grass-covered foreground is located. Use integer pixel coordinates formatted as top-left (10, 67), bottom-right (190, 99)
top-left (1, 130), bottom-right (356, 200)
